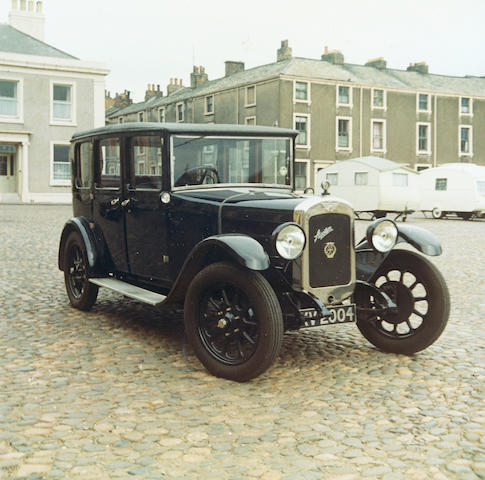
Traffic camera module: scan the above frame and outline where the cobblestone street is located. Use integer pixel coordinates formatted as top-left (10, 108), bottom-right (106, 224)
top-left (0, 205), bottom-right (484, 480)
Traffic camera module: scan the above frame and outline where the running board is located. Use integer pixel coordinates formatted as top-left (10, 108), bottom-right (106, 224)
top-left (89, 277), bottom-right (167, 306)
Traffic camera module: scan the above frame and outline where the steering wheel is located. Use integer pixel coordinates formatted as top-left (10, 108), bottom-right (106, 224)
top-left (176, 166), bottom-right (220, 186)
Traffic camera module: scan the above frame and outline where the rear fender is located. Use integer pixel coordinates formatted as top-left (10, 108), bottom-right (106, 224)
top-left (167, 234), bottom-right (270, 303)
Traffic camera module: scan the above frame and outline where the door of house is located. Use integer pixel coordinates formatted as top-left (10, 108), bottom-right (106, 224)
top-left (0, 154), bottom-right (17, 193)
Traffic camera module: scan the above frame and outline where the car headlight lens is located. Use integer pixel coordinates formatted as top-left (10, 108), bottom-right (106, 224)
top-left (367, 219), bottom-right (398, 252)
top-left (274, 223), bottom-right (306, 260)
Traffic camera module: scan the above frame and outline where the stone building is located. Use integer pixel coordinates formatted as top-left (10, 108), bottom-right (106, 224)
top-left (106, 40), bottom-right (485, 190)
top-left (0, 0), bottom-right (108, 203)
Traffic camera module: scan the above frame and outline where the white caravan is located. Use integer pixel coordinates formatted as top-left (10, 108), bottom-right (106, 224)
top-left (419, 163), bottom-right (485, 219)
top-left (316, 156), bottom-right (420, 218)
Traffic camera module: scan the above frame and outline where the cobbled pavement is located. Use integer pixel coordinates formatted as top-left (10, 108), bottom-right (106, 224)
top-left (0, 205), bottom-right (483, 480)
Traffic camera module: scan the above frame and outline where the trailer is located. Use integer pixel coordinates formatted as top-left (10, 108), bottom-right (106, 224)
top-left (419, 163), bottom-right (485, 219)
top-left (316, 156), bottom-right (420, 220)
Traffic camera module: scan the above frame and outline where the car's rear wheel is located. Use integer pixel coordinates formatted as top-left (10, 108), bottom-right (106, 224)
top-left (356, 249), bottom-right (449, 354)
top-left (431, 207), bottom-right (443, 219)
top-left (64, 232), bottom-right (98, 310)
top-left (184, 262), bottom-right (283, 382)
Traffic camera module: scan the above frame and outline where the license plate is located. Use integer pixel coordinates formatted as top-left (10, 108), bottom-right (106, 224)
top-left (301, 304), bottom-right (356, 328)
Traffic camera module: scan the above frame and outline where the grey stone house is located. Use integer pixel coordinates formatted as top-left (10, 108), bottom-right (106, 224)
top-left (106, 40), bottom-right (485, 190)
top-left (0, 0), bottom-right (108, 203)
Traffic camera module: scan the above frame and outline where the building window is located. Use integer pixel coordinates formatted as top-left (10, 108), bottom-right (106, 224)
top-left (354, 172), bottom-right (368, 185)
top-left (417, 93), bottom-right (430, 112)
top-left (119, 117), bottom-right (124, 123)
top-left (372, 88), bottom-right (385, 109)
top-left (246, 85), bottom-right (256, 106)
top-left (205, 95), bottom-right (214, 115)
top-left (51, 143), bottom-right (71, 185)
top-left (52, 83), bottom-right (74, 123)
top-left (176, 103), bottom-right (184, 122)
top-left (294, 161), bottom-right (308, 190)
top-left (0, 80), bottom-right (19, 118)
top-left (336, 117), bottom-right (352, 150)
top-left (159, 108), bottom-right (165, 122)
top-left (392, 173), bottom-right (408, 187)
top-left (138, 111), bottom-right (145, 122)
top-left (460, 97), bottom-right (472, 115)
top-left (294, 115), bottom-right (309, 147)
top-left (245, 116), bottom-right (256, 125)
top-left (417, 123), bottom-right (431, 154)
top-left (371, 120), bottom-right (386, 152)
top-left (435, 178), bottom-right (447, 191)
top-left (295, 81), bottom-right (309, 102)
top-left (337, 85), bottom-right (351, 106)
top-left (460, 126), bottom-right (472, 155)
top-left (326, 173), bottom-right (338, 186)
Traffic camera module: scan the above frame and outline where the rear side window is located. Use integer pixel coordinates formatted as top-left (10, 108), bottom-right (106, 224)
top-left (97, 137), bottom-right (120, 188)
top-left (435, 178), bottom-right (447, 191)
top-left (76, 142), bottom-right (93, 188)
top-left (128, 135), bottom-right (162, 189)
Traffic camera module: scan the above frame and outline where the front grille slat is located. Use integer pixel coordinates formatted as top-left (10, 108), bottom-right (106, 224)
top-left (308, 213), bottom-right (351, 288)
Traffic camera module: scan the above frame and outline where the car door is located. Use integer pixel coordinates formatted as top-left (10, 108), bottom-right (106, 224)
top-left (93, 135), bottom-right (129, 272)
top-left (124, 134), bottom-right (170, 283)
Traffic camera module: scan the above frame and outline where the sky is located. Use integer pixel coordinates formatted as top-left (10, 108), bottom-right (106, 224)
top-left (2, 0), bottom-right (485, 102)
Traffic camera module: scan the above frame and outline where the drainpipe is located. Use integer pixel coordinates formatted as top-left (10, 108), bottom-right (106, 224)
top-left (359, 87), bottom-right (363, 157)
top-left (433, 95), bottom-right (437, 167)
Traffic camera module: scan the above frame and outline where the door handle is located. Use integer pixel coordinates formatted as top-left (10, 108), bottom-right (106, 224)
top-left (110, 197), bottom-right (120, 206)
top-left (121, 198), bottom-right (130, 207)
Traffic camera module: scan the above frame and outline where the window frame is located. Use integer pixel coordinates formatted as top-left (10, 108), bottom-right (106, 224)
top-left (204, 95), bottom-right (214, 115)
top-left (354, 172), bottom-right (368, 186)
top-left (159, 107), bottom-right (165, 123)
top-left (371, 88), bottom-right (386, 110)
top-left (294, 159), bottom-right (310, 192)
top-left (138, 111), bottom-right (145, 122)
top-left (336, 116), bottom-right (352, 152)
top-left (245, 85), bottom-right (256, 107)
top-left (50, 81), bottom-right (76, 126)
top-left (336, 85), bottom-right (352, 107)
top-left (294, 80), bottom-right (310, 104)
top-left (417, 93), bottom-right (431, 113)
top-left (245, 116), bottom-right (256, 125)
top-left (50, 141), bottom-right (71, 186)
top-left (176, 102), bottom-right (184, 122)
top-left (416, 122), bottom-right (431, 155)
top-left (459, 125), bottom-right (473, 156)
top-left (0, 77), bottom-right (23, 123)
top-left (459, 97), bottom-right (473, 116)
top-left (370, 119), bottom-right (387, 153)
top-left (294, 113), bottom-right (310, 148)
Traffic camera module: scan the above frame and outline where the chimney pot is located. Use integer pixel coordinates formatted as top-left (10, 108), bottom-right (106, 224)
top-left (277, 39), bottom-right (292, 62)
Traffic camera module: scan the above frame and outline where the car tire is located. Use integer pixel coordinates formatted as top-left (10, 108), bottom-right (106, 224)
top-left (431, 207), bottom-right (443, 219)
top-left (184, 262), bottom-right (283, 382)
top-left (356, 249), bottom-right (449, 355)
top-left (64, 232), bottom-right (98, 311)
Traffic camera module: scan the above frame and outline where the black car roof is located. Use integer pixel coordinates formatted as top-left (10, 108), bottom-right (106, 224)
top-left (71, 122), bottom-right (298, 141)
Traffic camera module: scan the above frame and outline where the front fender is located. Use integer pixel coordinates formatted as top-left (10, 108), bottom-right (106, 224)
top-left (356, 223), bottom-right (442, 281)
top-left (167, 234), bottom-right (270, 303)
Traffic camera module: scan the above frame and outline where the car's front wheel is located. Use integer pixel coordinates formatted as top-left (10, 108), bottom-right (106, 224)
top-left (355, 249), bottom-right (450, 354)
top-left (184, 262), bottom-right (283, 382)
top-left (64, 232), bottom-right (98, 311)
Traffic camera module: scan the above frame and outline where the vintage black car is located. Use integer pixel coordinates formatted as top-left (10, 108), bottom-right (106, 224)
top-left (58, 123), bottom-right (450, 381)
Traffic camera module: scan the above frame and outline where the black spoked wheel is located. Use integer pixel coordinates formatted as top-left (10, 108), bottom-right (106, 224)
top-left (64, 232), bottom-right (98, 310)
top-left (356, 249), bottom-right (449, 354)
top-left (184, 262), bottom-right (283, 382)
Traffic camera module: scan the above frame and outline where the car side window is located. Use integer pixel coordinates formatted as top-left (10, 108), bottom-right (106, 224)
top-left (76, 141), bottom-right (93, 188)
top-left (128, 135), bottom-right (162, 189)
top-left (96, 137), bottom-right (120, 188)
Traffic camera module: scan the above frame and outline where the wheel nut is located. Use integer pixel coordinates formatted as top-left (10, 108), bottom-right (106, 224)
top-left (217, 319), bottom-right (227, 328)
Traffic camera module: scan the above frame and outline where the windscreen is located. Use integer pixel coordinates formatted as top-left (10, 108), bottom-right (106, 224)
top-left (171, 135), bottom-right (292, 188)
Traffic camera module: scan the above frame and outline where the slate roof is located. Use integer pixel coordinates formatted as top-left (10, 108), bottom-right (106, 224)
top-left (108, 56), bottom-right (485, 119)
top-left (0, 23), bottom-right (77, 59)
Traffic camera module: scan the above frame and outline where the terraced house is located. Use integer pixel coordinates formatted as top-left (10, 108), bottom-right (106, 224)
top-left (0, 0), bottom-right (108, 203)
top-left (107, 40), bottom-right (485, 190)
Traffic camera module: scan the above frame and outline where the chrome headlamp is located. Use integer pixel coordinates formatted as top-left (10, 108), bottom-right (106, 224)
top-left (366, 218), bottom-right (398, 252)
top-left (272, 223), bottom-right (306, 260)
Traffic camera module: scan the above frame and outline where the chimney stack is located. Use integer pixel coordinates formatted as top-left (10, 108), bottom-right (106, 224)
top-left (321, 47), bottom-right (344, 65)
top-left (365, 57), bottom-right (387, 69)
top-left (9, 0), bottom-right (45, 40)
top-left (407, 62), bottom-right (429, 74)
top-left (225, 61), bottom-right (245, 77)
top-left (145, 83), bottom-right (163, 102)
top-left (190, 65), bottom-right (209, 88)
top-left (167, 78), bottom-right (184, 95)
top-left (277, 39), bottom-right (292, 62)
